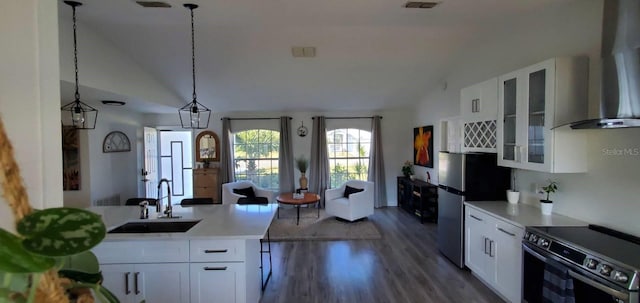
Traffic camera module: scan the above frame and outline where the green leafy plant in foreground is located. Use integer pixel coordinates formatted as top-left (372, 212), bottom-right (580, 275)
top-left (0, 207), bottom-right (119, 303)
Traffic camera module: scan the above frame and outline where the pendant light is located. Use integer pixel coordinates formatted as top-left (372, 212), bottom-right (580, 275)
top-left (61, 1), bottom-right (98, 130)
top-left (179, 3), bottom-right (211, 129)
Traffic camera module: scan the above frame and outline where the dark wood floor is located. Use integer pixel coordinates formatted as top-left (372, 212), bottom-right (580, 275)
top-left (260, 207), bottom-right (504, 303)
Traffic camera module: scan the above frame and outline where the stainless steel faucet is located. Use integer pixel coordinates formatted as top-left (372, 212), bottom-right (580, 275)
top-left (157, 178), bottom-right (173, 218)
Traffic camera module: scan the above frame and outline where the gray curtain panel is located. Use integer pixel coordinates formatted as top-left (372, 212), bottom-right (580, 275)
top-left (368, 115), bottom-right (387, 208)
top-left (219, 117), bottom-right (234, 186)
top-left (309, 116), bottom-right (329, 207)
top-left (278, 116), bottom-right (295, 193)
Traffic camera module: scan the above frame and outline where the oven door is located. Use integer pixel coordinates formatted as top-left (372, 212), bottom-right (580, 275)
top-left (522, 242), bottom-right (634, 303)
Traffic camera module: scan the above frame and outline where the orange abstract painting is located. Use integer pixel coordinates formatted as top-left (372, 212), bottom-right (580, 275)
top-left (413, 126), bottom-right (433, 168)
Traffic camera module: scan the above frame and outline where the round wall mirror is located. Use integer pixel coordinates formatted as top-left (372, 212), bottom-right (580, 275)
top-left (195, 131), bottom-right (220, 162)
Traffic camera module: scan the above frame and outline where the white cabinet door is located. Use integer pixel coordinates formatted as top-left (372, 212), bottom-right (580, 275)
top-left (493, 221), bottom-right (525, 303)
top-left (136, 263), bottom-right (190, 303)
top-left (190, 262), bottom-right (246, 303)
top-left (101, 264), bottom-right (135, 303)
top-left (461, 78), bottom-right (498, 120)
top-left (100, 263), bottom-right (189, 303)
top-left (497, 57), bottom-right (588, 173)
top-left (464, 207), bottom-right (491, 278)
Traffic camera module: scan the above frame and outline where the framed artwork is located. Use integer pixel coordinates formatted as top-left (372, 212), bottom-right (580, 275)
top-left (62, 126), bottom-right (80, 190)
top-left (414, 125), bottom-right (434, 168)
top-left (103, 131), bottom-right (131, 153)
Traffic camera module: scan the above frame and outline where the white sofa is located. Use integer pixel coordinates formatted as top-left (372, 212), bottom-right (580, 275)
top-left (325, 180), bottom-right (374, 222)
top-left (221, 180), bottom-right (277, 204)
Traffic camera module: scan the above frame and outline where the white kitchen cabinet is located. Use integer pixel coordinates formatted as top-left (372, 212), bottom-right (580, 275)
top-left (461, 78), bottom-right (498, 121)
top-left (464, 207), bottom-right (492, 278)
top-left (94, 239), bottom-right (261, 303)
top-left (464, 205), bottom-right (524, 303)
top-left (493, 220), bottom-right (525, 303)
top-left (101, 263), bottom-right (189, 303)
top-left (497, 57), bottom-right (589, 172)
top-left (460, 78), bottom-right (499, 152)
top-left (190, 262), bottom-right (245, 303)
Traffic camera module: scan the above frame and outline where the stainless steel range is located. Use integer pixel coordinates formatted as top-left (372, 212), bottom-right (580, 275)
top-left (522, 225), bottom-right (640, 303)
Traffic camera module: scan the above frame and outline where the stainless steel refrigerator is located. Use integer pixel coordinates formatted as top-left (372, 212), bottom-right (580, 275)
top-left (437, 152), bottom-right (510, 268)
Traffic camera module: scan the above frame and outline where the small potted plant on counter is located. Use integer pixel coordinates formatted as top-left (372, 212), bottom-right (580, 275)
top-left (507, 169), bottom-right (520, 204)
top-left (540, 180), bottom-right (558, 215)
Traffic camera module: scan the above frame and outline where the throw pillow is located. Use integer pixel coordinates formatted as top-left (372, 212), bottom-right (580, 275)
top-left (343, 185), bottom-right (364, 198)
top-left (237, 197), bottom-right (269, 205)
top-left (233, 187), bottom-right (256, 198)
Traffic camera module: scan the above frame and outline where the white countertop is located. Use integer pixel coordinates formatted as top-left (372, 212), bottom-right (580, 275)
top-left (89, 204), bottom-right (277, 241)
top-left (464, 201), bottom-right (587, 228)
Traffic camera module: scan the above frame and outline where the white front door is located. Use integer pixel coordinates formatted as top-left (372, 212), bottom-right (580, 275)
top-left (143, 127), bottom-right (159, 198)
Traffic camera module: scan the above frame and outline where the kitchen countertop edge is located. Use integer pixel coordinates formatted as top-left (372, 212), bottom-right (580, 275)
top-left (464, 201), bottom-right (587, 228)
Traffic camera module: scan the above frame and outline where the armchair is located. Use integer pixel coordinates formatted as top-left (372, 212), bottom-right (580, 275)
top-left (325, 180), bottom-right (374, 222)
top-left (222, 180), bottom-right (277, 204)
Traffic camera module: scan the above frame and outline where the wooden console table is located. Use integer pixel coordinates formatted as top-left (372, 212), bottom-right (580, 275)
top-left (397, 177), bottom-right (438, 223)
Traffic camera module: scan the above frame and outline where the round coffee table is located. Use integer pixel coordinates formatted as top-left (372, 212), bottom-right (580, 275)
top-left (276, 193), bottom-right (321, 225)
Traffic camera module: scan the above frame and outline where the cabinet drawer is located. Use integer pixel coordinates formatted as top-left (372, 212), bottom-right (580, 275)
top-left (466, 207), bottom-right (490, 223)
top-left (494, 220), bottom-right (523, 240)
top-left (190, 239), bottom-right (245, 262)
top-left (93, 240), bottom-right (189, 264)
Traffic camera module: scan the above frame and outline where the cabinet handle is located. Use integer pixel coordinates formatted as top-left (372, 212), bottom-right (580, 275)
top-left (124, 272), bottom-right (131, 295)
top-left (497, 227), bottom-right (516, 237)
top-left (204, 249), bottom-right (228, 253)
top-left (483, 237), bottom-right (489, 255)
top-left (204, 266), bottom-right (228, 271)
top-left (489, 240), bottom-right (495, 258)
top-left (470, 214), bottom-right (483, 221)
top-left (134, 272), bottom-right (140, 295)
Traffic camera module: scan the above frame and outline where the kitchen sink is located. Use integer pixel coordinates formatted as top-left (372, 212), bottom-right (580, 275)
top-left (108, 220), bottom-right (201, 234)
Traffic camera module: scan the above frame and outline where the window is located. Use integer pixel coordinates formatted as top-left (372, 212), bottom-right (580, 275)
top-left (233, 129), bottom-right (280, 190)
top-left (327, 128), bottom-right (371, 188)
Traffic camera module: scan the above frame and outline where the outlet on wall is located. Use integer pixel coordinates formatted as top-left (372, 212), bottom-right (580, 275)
top-left (534, 183), bottom-right (545, 199)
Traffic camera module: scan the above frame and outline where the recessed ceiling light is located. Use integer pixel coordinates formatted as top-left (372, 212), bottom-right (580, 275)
top-left (101, 100), bottom-right (126, 106)
top-left (404, 1), bottom-right (440, 9)
top-left (135, 1), bottom-right (171, 8)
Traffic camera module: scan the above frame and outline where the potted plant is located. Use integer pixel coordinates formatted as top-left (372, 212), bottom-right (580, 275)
top-left (0, 119), bottom-right (118, 303)
top-left (402, 161), bottom-right (414, 179)
top-left (540, 180), bottom-right (558, 215)
top-left (506, 169), bottom-right (520, 204)
top-left (296, 156), bottom-right (309, 189)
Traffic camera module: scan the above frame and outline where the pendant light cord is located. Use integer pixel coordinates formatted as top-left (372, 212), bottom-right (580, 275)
top-left (190, 7), bottom-right (197, 102)
top-left (72, 5), bottom-right (80, 102)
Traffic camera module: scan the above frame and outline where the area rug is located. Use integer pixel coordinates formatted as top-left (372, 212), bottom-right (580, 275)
top-left (269, 207), bottom-right (382, 241)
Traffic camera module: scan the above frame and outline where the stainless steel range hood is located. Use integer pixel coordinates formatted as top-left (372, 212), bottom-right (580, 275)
top-left (570, 0), bottom-right (640, 129)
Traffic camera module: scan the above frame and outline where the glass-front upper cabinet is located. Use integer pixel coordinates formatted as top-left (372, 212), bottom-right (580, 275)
top-left (527, 69), bottom-right (546, 164)
top-left (497, 57), bottom-right (589, 173)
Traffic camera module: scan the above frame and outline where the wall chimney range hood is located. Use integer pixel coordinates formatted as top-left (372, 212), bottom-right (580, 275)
top-left (570, 0), bottom-right (640, 129)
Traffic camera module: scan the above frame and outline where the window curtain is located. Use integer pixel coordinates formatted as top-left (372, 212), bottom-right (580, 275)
top-left (219, 117), bottom-right (234, 186)
top-left (278, 117), bottom-right (295, 193)
top-left (368, 115), bottom-right (387, 208)
top-left (309, 116), bottom-right (329, 207)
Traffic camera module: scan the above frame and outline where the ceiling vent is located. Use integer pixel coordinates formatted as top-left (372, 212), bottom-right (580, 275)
top-left (135, 1), bottom-right (171, 8)
top-left (404, 1), bottom-right (440, 9)
top-left (292, 47), bottom-right (316, 58)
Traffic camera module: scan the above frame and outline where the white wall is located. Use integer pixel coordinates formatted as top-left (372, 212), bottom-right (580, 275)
top-left (0, 0), bottom-right (62, 231)
top-left (63, 107), bottom-right (144, 208)
top-left (413, 0), bottom-right (640, 235)
top-left (147, 108), bottom-right (413, 206)
top-left (58, 10), bottom-right (182, 108)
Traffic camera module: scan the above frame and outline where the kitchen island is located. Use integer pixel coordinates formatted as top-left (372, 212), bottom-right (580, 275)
top-left (89, 204), bottom-right (277, 303)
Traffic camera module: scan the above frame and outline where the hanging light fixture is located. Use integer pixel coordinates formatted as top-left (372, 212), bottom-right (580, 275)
top-left (179, 3), bottom-right (211, 129)
top-left (61, 1), bottom-right (98, 130)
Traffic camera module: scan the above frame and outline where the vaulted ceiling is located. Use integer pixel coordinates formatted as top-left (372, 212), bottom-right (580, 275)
top-left (57, 0), bottom-right (579, 113)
